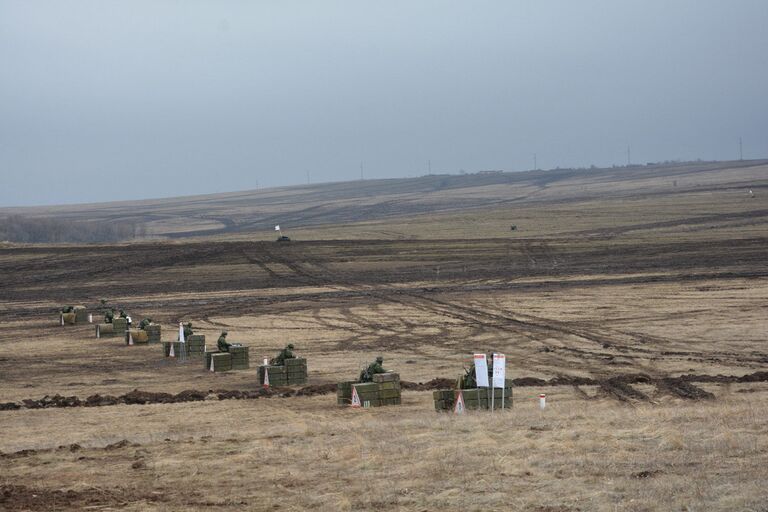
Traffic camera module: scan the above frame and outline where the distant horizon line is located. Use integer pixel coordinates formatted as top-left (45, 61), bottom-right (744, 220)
top-left (2, 157), bottom-right (765, 211)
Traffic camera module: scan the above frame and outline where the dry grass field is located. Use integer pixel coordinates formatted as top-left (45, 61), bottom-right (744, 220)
top-left (1, 161), bottom-right (768, 510)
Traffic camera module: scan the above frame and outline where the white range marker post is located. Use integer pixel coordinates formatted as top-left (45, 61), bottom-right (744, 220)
top-left (474, 353), bottom-right (490, 410)
top-left (539, 393), bottom-right (546, 410)
top-left (88, 313), bottom-right (93, 323)
top-left (178, 322), bottom-right (187, 363)
top-left (493, 353), bottom-right (506, 411)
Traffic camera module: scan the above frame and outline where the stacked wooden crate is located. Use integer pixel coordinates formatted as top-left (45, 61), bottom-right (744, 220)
top-left (338, 373), bottom-right (402, 407)
top-left (433, 380), bottom-right (514, 411)
top-left (258, 357), bottom-right (307, 386)
top-left (229, 346), bottom-right (249, 370)
top-left (145, 324), bottom-right (162, 343)
top-left (95, 323), bottom-right (117, 338)
top-left (73, 306), bottom-right (89, 323)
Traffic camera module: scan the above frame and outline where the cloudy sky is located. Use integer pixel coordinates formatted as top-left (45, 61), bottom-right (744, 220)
top-left (1, 1), bottom-right (767, 206)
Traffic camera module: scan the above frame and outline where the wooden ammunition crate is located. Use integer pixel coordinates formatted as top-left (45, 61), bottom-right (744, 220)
top-left (210, 352), bottom-right (232, 372)
top-left (95, 323), bottom-right (117, 338)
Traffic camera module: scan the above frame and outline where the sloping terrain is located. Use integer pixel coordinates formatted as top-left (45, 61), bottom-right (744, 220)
top-left (1, 160), bottom-right (767, 510)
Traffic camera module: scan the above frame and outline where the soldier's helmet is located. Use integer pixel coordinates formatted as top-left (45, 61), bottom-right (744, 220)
top-left (186, 322), bottom-right (192, 328)
top-left (222, 330), bottom-right (228, 335)
top-left (287, 343), bottom-right (294, 349)
top-left (376, 356), bottom-right (384, 363)
top-left (100, 299), bottom-right (107, 304)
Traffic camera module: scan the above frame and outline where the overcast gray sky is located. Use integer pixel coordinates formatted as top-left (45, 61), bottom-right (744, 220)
top-left (1, 1), bottom-right (767, 206)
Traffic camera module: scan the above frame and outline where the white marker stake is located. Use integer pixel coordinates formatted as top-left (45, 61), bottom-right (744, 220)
top-left (96, 325), bottom-right (100, 339)
top-left (88, 313), bottom-right (93, 323)
top-left (169, 343), bottom-right (175, 358)
top-left (128, 332), bottom-right (134, 346)
top-left (60, 315), bottom-right (64, 326)
top-left (492, 353), bottom-right (506, 412)
top-left (539, 393), bottom-right (546, 410)
top-left (263, 358), bottom-right (269, 366)
top-left (178, 322), bottom-right (185, 343)
top-left (210, 355), bottom-right (215, 372)
top-left (263, 367), bottom-right (270, 388)
top-left (454, 391), bottom-right (465, 414)
top-left (351, 387), bottom-right (361, 408)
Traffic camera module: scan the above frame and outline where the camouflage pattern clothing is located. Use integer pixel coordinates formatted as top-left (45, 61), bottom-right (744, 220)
top-left (359, 356), bottom-right (387, 383)
top-left (270, 344), bottom-right (295, 366)
top-left (217, 331), bottom-right (231, 352)
top-left (183, 323), bottom-right (193, 339)
top-left (104, 309), bottom-right (115, 324)
top-left (138, 318), bottom-right (152, 330)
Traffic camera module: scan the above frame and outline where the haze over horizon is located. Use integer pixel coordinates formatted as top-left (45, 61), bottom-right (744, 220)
top-left (2, 1), bottom-right (767, 207)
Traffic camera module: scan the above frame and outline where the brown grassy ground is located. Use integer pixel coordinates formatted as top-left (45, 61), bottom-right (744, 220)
top-left (1, 161), bottom-right (768, 510)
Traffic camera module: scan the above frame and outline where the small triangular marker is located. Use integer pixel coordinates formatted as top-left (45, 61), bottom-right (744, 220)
top-left (128, 332), bottom-right (134, 346)
top-left (210, 355), bottom-right (215, 372)
top-left (263, 368), bottom-right (270, 388)
top-left (169, 343), bottom-right (175, 358)
top-left (454, 391), bottom-right (465, 414)
top-left (351, 386), bottom-right (361, 408)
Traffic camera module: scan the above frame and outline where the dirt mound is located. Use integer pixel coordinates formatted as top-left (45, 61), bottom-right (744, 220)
top-left (0, 484), bottom-right (164, 511)
top-left (401, 378), bottom-right (456, 391)
top-left (2, 371), bottom-right (766, 412)
top-left (600, 377), bottom-right (651, 402)
top-left (656, 378), bottom-right (715, 400)
top-left (294, 383), bottom-right (337, 396)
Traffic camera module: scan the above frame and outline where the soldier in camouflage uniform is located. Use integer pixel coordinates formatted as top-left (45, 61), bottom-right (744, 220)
top-left (270, 343), bottom-right (295, 366)
top-left (457, 353), bottom-right (494, 389)
top-left (60, 305), bottom-right (74, 314)
top-left (104, 308), bottom-right (116, 324)
top-left (217, 331), bottom-right (231, 352)
top-left (183, 322), bottom-right (194, 339)
top-left (359, 356), bottom-right (387, 383)
top-left (138, 318), bottom-right (153, 330)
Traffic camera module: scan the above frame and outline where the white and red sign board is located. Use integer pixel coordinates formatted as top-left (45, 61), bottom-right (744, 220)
top-left (454, 391), bottom-right (466, 414)
top-left (473, 354), bottom-right (489, 388)
top-left (492, 353), bottom-right (506, 388)
top-left (351, 387), bottom-right (361, 408)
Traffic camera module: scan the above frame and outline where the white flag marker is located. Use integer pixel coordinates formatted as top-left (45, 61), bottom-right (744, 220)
top-left (274, 225), bottom-right (280, 231)
top-left (473, 354), bottom-right (489, 388)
